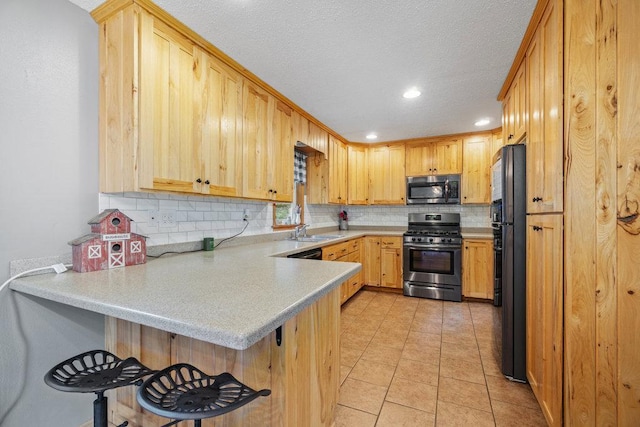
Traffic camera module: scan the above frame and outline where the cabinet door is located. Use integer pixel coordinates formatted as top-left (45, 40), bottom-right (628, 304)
top-left (242, 82), bottom-right (271, 199)
top-left (380, 237), bottom-right (403, 288)
top-left (512, 61), bottom-right (527, 143)
top-left (142, 21), bottom-right (199, 193)
top-left (462, 239), bottom-right (494, 299)
top-left (405, 142), bottom-right (433, 176)
top-left (526, 214), bottom-right (563, 426)
top-left (328, 136), bottom-right (347, 204)
top-left (364, 236), bottom-right (381, 286)
top-left (347, 145), bottom-right (369, 205)
top-left (306, 151), bottom-right (328, 204)
top-left (432, 139), bottom-right (463, 174)
top-left (308, 122), bottom-right (328, 156)
top-left (369, 145), bottom-right (406, 205)
top-left (272, 101), bottom-right (294, 202)
top-left (526, 0), bottom-right (563, 214)
top-left (491, 130), bottom-right (503, 159)
top-left (461, 136), bottom-right (491, 204)
top-left (198, 52), bottom-right (243, 197)
top-left (292, 110), bottom-right (309, 146)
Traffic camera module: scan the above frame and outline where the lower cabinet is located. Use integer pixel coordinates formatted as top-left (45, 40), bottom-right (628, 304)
top-left (363, 236), bottom-right (403, 289)
top-left (462, 238), bottom-right (494, 299)
top-left (323, 238), bottom-right (363, 304)
top-left (526, 214), bottom-right (563, 426)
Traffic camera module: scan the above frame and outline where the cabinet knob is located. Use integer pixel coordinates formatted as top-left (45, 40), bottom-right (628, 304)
top-left (533, 226), bottom-right (543, 231)
top-left (204, 180), bottom-right (210, 185)
top-left (196, 178), bottom-right (202, 183)
top-left (508, 134), bottom-right (514, 140)
top-left (532, 197), bottom-right (542, 202)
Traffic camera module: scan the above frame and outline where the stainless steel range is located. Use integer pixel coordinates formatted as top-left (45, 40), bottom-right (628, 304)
top-left (403, 213), bottom-right (462, 302)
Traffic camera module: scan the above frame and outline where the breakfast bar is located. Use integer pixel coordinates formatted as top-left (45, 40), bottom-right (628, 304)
top-left (11, 239), bottom-right (361, 426)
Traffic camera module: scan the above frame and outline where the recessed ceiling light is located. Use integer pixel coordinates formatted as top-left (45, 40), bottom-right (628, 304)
top-left (403, 88), bottom-right (421, 99)
top-left (474, 118), bottom-right (491, 126)
top-left (366, 133), bottom-right (378, 140)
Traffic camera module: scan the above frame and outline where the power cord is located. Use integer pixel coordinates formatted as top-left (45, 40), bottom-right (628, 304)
top-left (148, 219), bottom-right (250, 257)
top-left (0, 263), bottom-right (71, 293)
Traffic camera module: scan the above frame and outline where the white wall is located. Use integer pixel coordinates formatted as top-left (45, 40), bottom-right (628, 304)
top-left (0, 0), bottom-right (104, 425)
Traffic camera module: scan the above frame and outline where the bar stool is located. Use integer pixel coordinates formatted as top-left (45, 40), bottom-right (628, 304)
top-left (137, 363), bottom-right (271, 427)
top-left (45, 349), bottom-right (154, 427)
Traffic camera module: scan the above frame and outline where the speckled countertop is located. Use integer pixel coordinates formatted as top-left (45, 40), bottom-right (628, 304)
top-left (10, 229), bottom-right (405, 350)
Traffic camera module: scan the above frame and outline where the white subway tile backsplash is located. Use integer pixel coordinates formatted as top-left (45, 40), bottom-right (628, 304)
top-left (99, 192), bottom-right (489, 248)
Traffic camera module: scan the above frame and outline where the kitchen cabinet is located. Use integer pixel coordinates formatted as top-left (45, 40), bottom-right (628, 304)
top-left (242, 82), bottom-right (294, 201)
top-left (380, 237), bottom-right (403, 289)
top-left (526, 0), bottom-right (563, 214)
top-left (308, 122), bottom-right (328, 156)
top-left (97, 9), bottom-right (244, 197)
top-left (347, 144), bottom-right (369, 205)
top-left (502, 60), bottom-right (527, 145)
top-left (526, 214), bottom-right (563, 426)
top-left (491, 129), bottom-right (504, 160)
top-left (363, 236), bottom-right (381, 286)
top-left (405, 138), bottom-right (463, 176)
top-left (328, 135), bottom-right (348, 204)
top-left (306, 151), bottom-right (328, 204)
top-left (368, 145), bottom-right (406, 205)
top-left (461, 135), bottom-right (491, 204)
top-left (462, 239), bottom-right (493, 299)
top-left (362, 236), bottom-right (402, 289)
top-left (323, 239), bottom-right (363, 304)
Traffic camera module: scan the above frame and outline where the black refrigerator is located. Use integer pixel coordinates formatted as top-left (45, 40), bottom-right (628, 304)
top-left (494, 143), bottom-right (527, 383)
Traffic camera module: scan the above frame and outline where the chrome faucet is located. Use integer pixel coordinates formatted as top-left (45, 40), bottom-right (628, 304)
top-left (293, 224), bottom-right (309, 239)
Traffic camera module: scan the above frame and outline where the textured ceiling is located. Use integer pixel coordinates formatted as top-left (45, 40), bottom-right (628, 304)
top-left (68, 0), bottom-right (536, 142)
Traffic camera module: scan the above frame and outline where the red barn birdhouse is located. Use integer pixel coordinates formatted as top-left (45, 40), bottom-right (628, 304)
top-left (69, 209), bottom-right (147, 273)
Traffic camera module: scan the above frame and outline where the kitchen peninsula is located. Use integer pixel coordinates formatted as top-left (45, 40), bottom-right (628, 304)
top-left (11, 238), bottom-right (362, 426)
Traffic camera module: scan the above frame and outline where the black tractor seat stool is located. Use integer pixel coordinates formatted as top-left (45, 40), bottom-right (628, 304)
top-left (44, 349), bottom-right (154, 427)
top-left (137, 363), bottom-right (271, 427)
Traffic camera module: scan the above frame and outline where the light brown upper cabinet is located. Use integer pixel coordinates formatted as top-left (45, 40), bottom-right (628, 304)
top-left (308, 122), bottom-right (329, 156)
top-left (405, 138), bottom-right (462, 176)
top-left (461, 135), bottom-right (491, 204)
top-left (526, 0), bottom-right (563, 214)
top-left (243, 82), bottom-right (294, 201)
top-left (96, 7), bottom-right (244, 197)
top-left (328, 136), bottom-right (348, 204)
top-left (369, 144), bottom-right (406, 205)
top-left (347, 145), bottom-right (369, 205)
top-left (502, 60), bottom-right (527, 145)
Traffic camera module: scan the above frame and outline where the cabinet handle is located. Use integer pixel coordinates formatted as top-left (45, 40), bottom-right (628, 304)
top-left (533, 226), bottom-right (543, 231)
top-left (508, 134), bottom-right (514, 140)
top-left (273, 190), bottom-right (277, 194)
top-left (465, 246), bottom-right (469, 249)
top-left (204, 180), bottom-right (210, 185)
top-left (532, 197), bottom-right (542, 202)
top-left (196, 178), bottom-right (202, 183)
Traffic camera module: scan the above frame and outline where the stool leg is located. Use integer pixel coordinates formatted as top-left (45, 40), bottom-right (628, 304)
top-left (93, 391), bottom-right (108, 427)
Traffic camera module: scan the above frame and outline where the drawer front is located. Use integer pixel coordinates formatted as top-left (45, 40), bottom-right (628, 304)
top-left (323, 242), bottom-right (350, 260)
top-left (348, 238), bottom-right (361, 254)
top-left (380, 236), bottom-right (402, 249)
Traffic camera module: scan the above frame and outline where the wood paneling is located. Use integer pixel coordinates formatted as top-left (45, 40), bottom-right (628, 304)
top-left (106, 288), bottom-right (340, 426)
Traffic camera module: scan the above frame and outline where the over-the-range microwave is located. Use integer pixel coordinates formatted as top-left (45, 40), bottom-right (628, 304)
top-left (406, 174), bottom-right (461, 205)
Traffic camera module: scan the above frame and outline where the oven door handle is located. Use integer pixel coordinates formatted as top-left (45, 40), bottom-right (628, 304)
top-left (404, 244), bottom-right (461, 251)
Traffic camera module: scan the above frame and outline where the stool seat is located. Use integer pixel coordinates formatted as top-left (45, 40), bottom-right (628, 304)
top-left (45, 349), bottom-right (154, 393)
top-left (137, 363), bottom-right (271, 423)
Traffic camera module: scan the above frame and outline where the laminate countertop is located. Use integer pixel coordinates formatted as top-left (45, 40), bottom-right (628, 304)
top-left (10, 230), bottom-right (403, 350)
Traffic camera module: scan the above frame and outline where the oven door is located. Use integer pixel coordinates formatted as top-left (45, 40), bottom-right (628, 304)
top-left (403, 244), bottom-right (462, 286)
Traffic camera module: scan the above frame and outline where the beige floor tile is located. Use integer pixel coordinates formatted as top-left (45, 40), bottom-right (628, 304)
top-left (480, 352), bottom-right (502, 377)
top-left (376, 401), bottom-right (436, 426)
top-left (340, 364), bottom-right (352, 385)
top-left (394, 357), bottom-right (439, 386)
top-left (341, 331), bottom-right (372, 352)
top-left (440, 341), bottom-right (481, 364)
top-left (385, 376), bottom-right (438, 413)
top-left (401, 341), bottom-right (440, 365)
top-left (341, 345), bottom-right (364, 368)
top-left (339, 378), bottom-right (388, 415)
top-left (435, 400), bottom-right (495, 426)
top-left (405, 331), bottom-right (441, 349)
top-left (349, 358), bottom-right (396, 387)
top-left (437, 377), bottom-right (492, 413)
top-left (439, 356), bottom-right (486, 385)
top-left (334, 404), bottom-right (378, 427)
top-left (370, 329), bottom-right (409, 350)
top-left (491, 400), bottom-right (547, 426)
top-left (410, 318), bottom-right (443, 334)
top-left (485, 374), bottom-right (540, 410)
top-left (361, 342), bottom-right (403, 366)
top-left (377, 319), bottom-right (412, 335)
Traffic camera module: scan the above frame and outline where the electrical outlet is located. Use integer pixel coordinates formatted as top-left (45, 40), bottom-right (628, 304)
top-left (159, 210), bottom-right (177, 227)
top-left (148, 210), bottom-right (159, 227)
top-left (242, 208), bottom-right (250, 220)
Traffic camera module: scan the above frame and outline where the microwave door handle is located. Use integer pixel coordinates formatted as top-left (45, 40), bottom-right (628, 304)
top-left (444, 179), bottom-right (450, 202)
